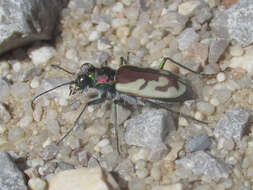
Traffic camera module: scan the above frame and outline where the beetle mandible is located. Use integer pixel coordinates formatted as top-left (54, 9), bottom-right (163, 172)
top-left (31, 57), bottom-right (213, 148)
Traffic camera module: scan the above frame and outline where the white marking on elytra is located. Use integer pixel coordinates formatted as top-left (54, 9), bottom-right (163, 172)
top-left (116, 76), bottom-right (186, 98)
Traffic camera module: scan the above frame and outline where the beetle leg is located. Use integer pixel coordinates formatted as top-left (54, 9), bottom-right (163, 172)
top-left (57, 94), bottom-right (106, 145)
top-left (144, 99), bottom-right (208, 125)
top-left (160, 57), bottom-right (217, 76)
top-left (112, 101), bottom-right (121, 155)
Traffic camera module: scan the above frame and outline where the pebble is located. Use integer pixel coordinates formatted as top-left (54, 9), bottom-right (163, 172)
top-left (0, 152), bottom-right (27, 190)
top-left (177, 28), bottom-right (199, 51)
top-left (8, 128), bottom-right (25, 142)
top-left (27, 158), bottom-right (44, 168)
top-left (158, 12), bottom-right (188, 35)
top-left (152, 183), bottom-right (183, 190)
top-left (0, 103), bottom-right (11, 123)
top-left (112, 18), bottom-right (128, 28)
top-left (178, 1), bottom-right (202, 17)
top-left (136, 168), bottom-right (149, 179)
top-left (210, 97), bottom-right (220, 106)
top-left (150, 166), bottom-right (161, 181)
top-left (96, 22), bottom-right (110, 32)
top-left (13, 61), bottom-right (21, 72)
top-left (214, 107), bottom-right (250, 143)
top-left (0, 78), bottom-right (10, 102)
top-left (125, 109), bottom-right (175, 151)
top-left (229, 44), bottom-right (244, 57)
top-left (31, 77), bottom-right (40, 89)
top-left (176, 151), bottom-right (232, 182)
top-left (88, 31), bottom-right (101, 41)
top-left (11, 82), bottom-right (30, 99)
top-left (48, 167), bottom-right (120, 190)
top-left (40, 144), bottom-right (59, 161)
top-left (185, 133), bottom-right (211, 152)
top-left (28, 177), bottom-right (47, 190)
top-left (29, 46), bottom-right (56, 66)
top-left (196, 101), bottom-right (215, 115)
top-left (216, 72), bottom-right (226, 82)
top-left (208, 38), bottom-right (230, 65)
top-left (19, 114), bottom-right (33, 128)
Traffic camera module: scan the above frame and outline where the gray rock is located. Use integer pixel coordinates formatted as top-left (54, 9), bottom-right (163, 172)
top-left (68, 0), bottom-right (95, 12)
top-left (0, 0), bottom-right (67, 56)
top-left (158, 11), bottom-right (188, 35)
top-left (110, 104), bottom-right (131, 125)
top-left (194, 6), bottom-right (213, 24)
top-left (124, 109), bottom-right (175, 150)
top-left (0, 78), bottom-right (10, 102)
top-left (57, 162), bottom-right (74, 171)
top-left (210, 0), bottom-right (253, 47)
top-left (214, 107), bottom-right (250, 143)
top-left (114, 160), bottom-right (134, 180)
top-left (208, 38), bottom-right (229, 65)
top-left (227, 0), bottom-right (253, 47)
top-left (176, 151), bottom-right (232, 182)
top-left (38, 161), bottom-right (57, 176)
top-left (0, 103), bottom-right (10, 123)
top-left (0, 151), bottom-right (27, 190)
top-left (177, 28), bottom-right (200, 51)
top-left (185, 133), bottom-right (211, 152)
top-left (40, 143), bottom-right (59, 161)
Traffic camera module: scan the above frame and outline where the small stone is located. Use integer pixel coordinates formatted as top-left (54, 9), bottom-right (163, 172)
top-left (136, 168), bottom-right (149, 179)
top-left (185, 133), bottom-right (211, 152)
top-left (229, 44), bottom-right (244, 57)
top-left (183, 42), bottom-right (209, 66)
top-left (112, 18), bottom-right (128, 28)
top-left (178, 1), bottom-right (202, 17)
top-left (112, 2), bottom-right (123, 13)
top-left (0, 104), bottom-right (11, 123)
top-left (19, 114), bottom-right (33, 128)
top-left (124, 109), bottom-right (175, 150)
top-left (0, 152), bottom-right (27, 190)
top-left (29, 46), bottom-right (56, 66)
top-left (221, 0), bottom-right (238, 8)
top-left (11, 82), bottom-right (30, 99)
top-left (213, 89), bottom-right (232, 104)
top-left (208, 38), bottom-right (229, 65)
top-left (115, 160), bottom-right (134, 181)
top-left (0, 78), bottom-right (10, 102)
top-left (40, 144), bottom-right (59, 161)
top-left (8, 128), bottom-right (25, 142)
top-left (27, 158), bottom-right (44, 168)
top-left (31, 77), bottom-right (40, 89)
top-left (227, 0), bottom-right (253, 47)
top-left (58, 162), bottom-right (74, 171)
top-left (177, 28), bottom-right (199, 51)
top-left (48, 167), bottom-right (120, 190)
top-left (88, 31), bottom-right (101, 41)
top-left (214, 107), bottom-right (250, 143)
top-left (230, 46), bottom-right (253, 74)
top-left (217, 72), bottom-right (226, 82)
top-left (96, 22), bottom-right (110, 32)
top-left (152, 183), bottom-right (183, 190)
top-left (158, 12), bottom-right (188, 35)
top-left (194, 6), bottom-right (213, 24)
top-left (210, 98), bottom-right (220, 106)
top-left (28, 178), bottom-right (47, 190)
top-left (176, 151), bottom-right (232, 182)
top-left (38, 161), bottom-right (57, 176)
top-left (150, 166), bottom-right (161, 181)
top-left (13, 62), bottom-right (21, 72)
top-left (196, 101), bottom-right (215, 115)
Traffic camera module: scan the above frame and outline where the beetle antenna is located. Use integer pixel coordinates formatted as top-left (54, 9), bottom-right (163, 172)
top-left (56, 103), bottom-right (88, 145)
top-left (161, 57), bottom-right (217, 77)
top-left (31, 81), bottom-right (75, 109)
top-left (51, 64), bottom-right (75, 75)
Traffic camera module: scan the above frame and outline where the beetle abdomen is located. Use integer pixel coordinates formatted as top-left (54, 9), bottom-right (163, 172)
top-left (115, 66), bottom-right (188, 99)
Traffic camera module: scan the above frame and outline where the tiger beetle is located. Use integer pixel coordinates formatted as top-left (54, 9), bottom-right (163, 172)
top-left (31, 57), bottom-right (214, 153)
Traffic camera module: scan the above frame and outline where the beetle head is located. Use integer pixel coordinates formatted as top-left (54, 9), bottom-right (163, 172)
top-left (69, 63), bottom-right (96, 95)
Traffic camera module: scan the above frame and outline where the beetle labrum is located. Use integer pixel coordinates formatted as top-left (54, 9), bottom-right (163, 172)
top-left (32, 57), bottom-right (212, 149)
